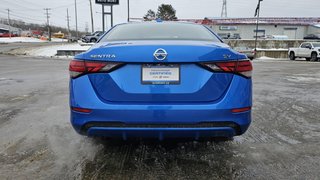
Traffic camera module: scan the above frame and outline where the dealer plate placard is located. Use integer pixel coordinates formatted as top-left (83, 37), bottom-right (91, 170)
top-left (142, 64), bottom-right (180, 85)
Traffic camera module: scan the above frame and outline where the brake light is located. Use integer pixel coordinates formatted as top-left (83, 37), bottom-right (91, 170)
top-left (200, 60), bottom-right (253, 78)
top-left (69, 60), bottom-right (124, 78)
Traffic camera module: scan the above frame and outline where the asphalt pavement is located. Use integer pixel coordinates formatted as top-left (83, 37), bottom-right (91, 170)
top-left (0, 55), bottom-right (319, 179)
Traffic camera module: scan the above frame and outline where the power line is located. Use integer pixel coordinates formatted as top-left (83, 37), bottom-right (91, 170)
top-left (1, 0), bottom-right (40, 11)
top-left (15, 0), bottom-right (43, 7)
top-left (51, 0), bottom-right (87, 10)
top-left (0, 11), bottom-right (43, 23)
top-left (5, 10), bottom-right (43, 21)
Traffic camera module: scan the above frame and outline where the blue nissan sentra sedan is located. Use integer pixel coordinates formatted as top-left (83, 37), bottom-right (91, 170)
top-left (69, 22), bottom-right (252, 140)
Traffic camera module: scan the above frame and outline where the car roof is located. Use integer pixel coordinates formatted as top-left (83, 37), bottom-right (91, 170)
top-left (116, 21), bottom-right (203, 27)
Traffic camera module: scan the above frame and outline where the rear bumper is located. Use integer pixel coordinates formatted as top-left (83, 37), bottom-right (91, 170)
top-left (71, 108), bottom-right (251, 139)
top-left (87, 127), bottom-right (238, 140)
top-left (70, 74), bottom-right (252, 139)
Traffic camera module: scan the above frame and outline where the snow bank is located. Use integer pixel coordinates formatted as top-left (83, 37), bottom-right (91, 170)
top-left (255, 56), bottom-right (276, 60)
top-left (0, 37), bottom-right (46, 43)
top-left (256, 48), bottom-right (288, 51)
top-left (27, 44), bottom-right (90, 57)
top-left (50, 38), bottom-right (68, 42)
top-left (0, 37), bottom-right (69, 43)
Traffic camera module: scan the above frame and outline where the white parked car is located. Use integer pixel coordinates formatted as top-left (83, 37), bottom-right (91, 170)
top-left (288, 42), bottom-right (320, 61)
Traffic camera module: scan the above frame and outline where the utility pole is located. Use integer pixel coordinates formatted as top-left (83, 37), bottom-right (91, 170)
top-left (127, 0), bottom-right (130, 22)
top-left (66, 8), bottom-right (71, 41)
top-left (85, 22), bottom-right (89, 33)
top-left (221, 0), bottom-right (227, 18)
top-left (89, 0), bottom-right (94, 33)
top-left (102, 5), bottom-right (105, 32)
top-left (254, 0), bottom-right (263, 55)
top-left (74, 0), bottom-right (79, 39)
top-left (44, 8), bottom-right (51, 41)
top-left (111, 5), bottom-right (113, 27)
top-left (6, 9), bottom-right (11, 38)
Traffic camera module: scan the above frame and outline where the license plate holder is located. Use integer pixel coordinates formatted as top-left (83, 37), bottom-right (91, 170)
top-left (141, 64), bottom-right (180, 85)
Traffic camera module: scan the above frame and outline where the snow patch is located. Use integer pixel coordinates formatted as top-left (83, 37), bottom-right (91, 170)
top-left (50, 38), bottom-right (68, 42)
top-left (313, 24), bottom-right (320, 28)
top-left (256, 48), bottom-right (288, 51)
top-left (286, 73), bottom-right (320, 83)
top-left (0, 37), bottom-right (69, 43)
top-left (27, 44), bottom-right (90, 57)
top-left (0, 37), bottom-right (46, 43)
top-left (255, 56), bottom-right (276, 60)
top-left (274, 132), bottom-right (301, 145)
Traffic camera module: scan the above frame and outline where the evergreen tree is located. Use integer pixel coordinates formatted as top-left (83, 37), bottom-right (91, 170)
top-left (143, 9), bottom-right (156, 21)
top-left (142, 4), bottom-right (178, 21)
top-left (156, 4), bottom-right (177, 21)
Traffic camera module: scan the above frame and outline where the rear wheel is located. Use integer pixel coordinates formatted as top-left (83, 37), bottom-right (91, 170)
top-left (289, 52), bottom-right (295, 60)
top-left (306, 58), bottom-right (311, 61)
top-left (311, 52), bottom-right (318, 61)
top-left (90, 38), bottom-right (97, 43)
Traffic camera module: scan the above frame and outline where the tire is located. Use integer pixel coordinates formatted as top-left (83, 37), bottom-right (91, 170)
top-left (311, 52), bottom-right (318, 61)
top-left (90, 38), bottom-right (97, 43)
top-left (289, 52), bottom-right (295, 60)
top-left (306, 58), bottom-right (311, 61)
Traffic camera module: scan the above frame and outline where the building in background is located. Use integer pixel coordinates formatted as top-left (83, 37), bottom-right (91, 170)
top-left (0, 23), bottom-right (21, 37)
top-left (187, 17), bottom-right (320, 40)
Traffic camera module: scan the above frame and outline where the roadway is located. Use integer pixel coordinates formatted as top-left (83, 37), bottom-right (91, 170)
top-left (0, 55), bottom-right (319, 179)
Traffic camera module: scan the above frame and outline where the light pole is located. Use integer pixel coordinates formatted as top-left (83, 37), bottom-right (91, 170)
top-left (75, 0), bottom-right (79, 39)
top-left (89, 0), bottom-right (94, 33)
top-left (127, 0), bottom-right (130, 22)
top-left (254, 0), bottom-right (263, 56)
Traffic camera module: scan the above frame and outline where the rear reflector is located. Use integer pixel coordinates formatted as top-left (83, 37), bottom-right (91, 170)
top-left (71, 107), bottom-right (92, 113)
top-left (231, 107), bottom-right (251, 113)
top-left (69, 60), bottom-right (124, 78)
top-left (200, 60), bottom-right (253, 78)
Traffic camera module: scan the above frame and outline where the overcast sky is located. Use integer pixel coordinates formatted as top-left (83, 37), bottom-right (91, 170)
top-left (0, 0), bottom-right (319, 32)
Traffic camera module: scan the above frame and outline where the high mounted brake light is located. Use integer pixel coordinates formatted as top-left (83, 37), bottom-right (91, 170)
top-left (69, 60), bottom-right (124, 78)
top-left (200, 60), bottom-right (253, 78)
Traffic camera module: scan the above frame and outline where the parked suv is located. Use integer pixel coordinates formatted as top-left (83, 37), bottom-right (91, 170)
top-left (81, 31), bottom-right (104, 43)
top-left (288, 42), bottom-right (320, 61)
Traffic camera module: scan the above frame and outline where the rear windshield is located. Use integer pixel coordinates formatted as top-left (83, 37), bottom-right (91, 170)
top-left (99, 23), bottom-right (221, 42)
top-left (313, 43), bottom-right (320, 47)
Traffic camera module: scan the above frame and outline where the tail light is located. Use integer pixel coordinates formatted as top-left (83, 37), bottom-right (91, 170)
top-left (69, 60), bottom-right (124, 78)
top-left (200, 60), bottom-right (253, 78)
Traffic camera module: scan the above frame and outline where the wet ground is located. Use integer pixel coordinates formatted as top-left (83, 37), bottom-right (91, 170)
top-left (0, 55), bottom-right (319, 179)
